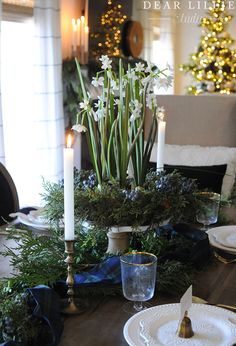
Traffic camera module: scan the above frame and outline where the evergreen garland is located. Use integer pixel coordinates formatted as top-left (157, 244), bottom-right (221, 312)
top-left (0, 224), bottom-right (197, 343)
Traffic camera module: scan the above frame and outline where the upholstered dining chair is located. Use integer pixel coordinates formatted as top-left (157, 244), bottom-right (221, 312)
top-left (0, 163), bottom-right (19, 226)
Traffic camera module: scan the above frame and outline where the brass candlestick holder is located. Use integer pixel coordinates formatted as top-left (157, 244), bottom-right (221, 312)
top-left (62, 239), bottom-right (86, 315)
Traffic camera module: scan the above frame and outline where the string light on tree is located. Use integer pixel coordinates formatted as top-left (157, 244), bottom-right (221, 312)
top-left (179, 0), bottom-right (236, 95)
top-left (91, 0), bottom-right (128, 58)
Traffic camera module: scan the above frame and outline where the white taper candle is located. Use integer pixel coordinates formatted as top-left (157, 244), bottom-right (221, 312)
top-left (156, 120), bottom-right (166, 171)
top-left (64, 134), bottom-right (75, 240)
top-left (71, 18), bottom-right (77, 51)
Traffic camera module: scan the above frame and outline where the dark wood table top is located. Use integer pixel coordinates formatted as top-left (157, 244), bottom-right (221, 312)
top-left (59, 259), bottom-right (236, 346)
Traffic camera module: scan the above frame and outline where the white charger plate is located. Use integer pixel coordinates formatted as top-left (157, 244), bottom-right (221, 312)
top-left (123, 303), bottom-right (236, 346)
top-left (207, 226), bottom-right (236, 254)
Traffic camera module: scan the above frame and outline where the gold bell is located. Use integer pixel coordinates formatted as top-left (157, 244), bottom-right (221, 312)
top-left (177, 311), bottom-right (194, 338)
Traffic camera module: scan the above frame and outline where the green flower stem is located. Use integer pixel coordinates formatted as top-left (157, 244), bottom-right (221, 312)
top-left (120, 84), bottom-right (130, 186)
top-left (114, 121), bottom-right (120, 181)
top-left (88, 116), bottom-right (102, 185)
top-left (75, 59), bottom-right (87, 100)
top-left (107, 120), bottom-right (117, 178)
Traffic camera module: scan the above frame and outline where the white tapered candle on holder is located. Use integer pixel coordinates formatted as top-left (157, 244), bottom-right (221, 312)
top-left (71, 18), bottom-right (77, 53)
top-left (64, 134), bottom-right (75, 240)
top-left (156, 109), bottom-right (166, 171)
top-left (85, 26), bottom-right (89, 55)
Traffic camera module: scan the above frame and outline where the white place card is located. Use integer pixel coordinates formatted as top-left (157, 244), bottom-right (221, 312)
top-left (180, 285), bottom-right (192, 321)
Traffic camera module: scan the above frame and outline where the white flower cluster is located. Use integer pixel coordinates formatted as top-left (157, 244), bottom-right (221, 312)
top-left (129, 99), bottom-right (142, 122)
top-left (99, 55), bottom-right (112, 70)
top-left (79, 100), bottom-right (90, 111)
top-left (94, 96), bottom-right (106, 121)
top-left (72, 124), bottom-right (87, 133)
top-left (72, 55), bottom-right (172, 132)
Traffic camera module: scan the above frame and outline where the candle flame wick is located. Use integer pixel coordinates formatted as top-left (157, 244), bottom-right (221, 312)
top-left (67, 134), bottom-right (72, 148)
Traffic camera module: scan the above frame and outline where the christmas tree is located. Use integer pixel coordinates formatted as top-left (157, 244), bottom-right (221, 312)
top-left (180, 0), bottom-right (236, 94)
top-left (90, 0), bottom-right (128, 59)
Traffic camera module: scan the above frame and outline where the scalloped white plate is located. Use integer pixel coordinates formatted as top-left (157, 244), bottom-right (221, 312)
top-left (208, 226), bottom-right (236, 248)
top-left (123, 303), bottom-right (236, 346)
top-left (207, 226), bottom-right (236, 254)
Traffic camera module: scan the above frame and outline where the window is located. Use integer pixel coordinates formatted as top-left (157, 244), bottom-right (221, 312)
top-left (1, 10), bottom-right (39, 206)
top-left (1, 2), bottom-right (64, 208)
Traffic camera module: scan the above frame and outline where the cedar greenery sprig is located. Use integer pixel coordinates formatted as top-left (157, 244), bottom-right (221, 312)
top-left (0, 284), bottom-right (40, 344)
top-left (43, 169), bottom-right (199, 229)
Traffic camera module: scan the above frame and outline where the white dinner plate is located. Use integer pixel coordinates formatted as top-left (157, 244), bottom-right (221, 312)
top-left (211, 227), bottom-right (236, 248)
top-left (123, 303), bottom-right (236, 346)
top-left (27, 208), bottom-right (46, 224)
top-left (207, 226), bottom-right (236, 254)
top-left (9, 208), bottom-right (50, 230)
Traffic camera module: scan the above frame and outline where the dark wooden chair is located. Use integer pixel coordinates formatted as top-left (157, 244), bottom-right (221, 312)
top-left (0, 162), bottom-right (19, 226)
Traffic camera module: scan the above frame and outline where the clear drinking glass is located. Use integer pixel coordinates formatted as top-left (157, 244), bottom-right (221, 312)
top-left (196, 192), bottom-right (221, 231)
top-left (120, 252), bottom-right (157, 314)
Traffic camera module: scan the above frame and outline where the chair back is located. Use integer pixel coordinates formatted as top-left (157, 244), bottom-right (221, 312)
top-left (0, 163), bottom-right (19, 225)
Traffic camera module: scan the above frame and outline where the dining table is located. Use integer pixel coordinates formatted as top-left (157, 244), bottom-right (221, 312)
top-left (58, 258), bottom-right (236, 346)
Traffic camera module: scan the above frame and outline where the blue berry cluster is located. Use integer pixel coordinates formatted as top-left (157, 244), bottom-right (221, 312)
top-left (2, 316), bottom-right (15, 337)
top-left (122, 188), bottom-right (140, 201)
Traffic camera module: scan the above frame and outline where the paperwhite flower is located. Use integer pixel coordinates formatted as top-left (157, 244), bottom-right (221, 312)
top-left (130, 114), bottom-right (136, 122)
top-left (126, 69), bottom-right (138, 81)
top-left (135, 62), bottom-right (145, 73)
top-left (126, 70), bottom-right (133, 79)
top-left (91, 76), bottom-right (104, 87)
top-left (79, 100), bottom-right (90, 110)
top-left (146, 92), bottom-right (157, 109)
top-left (129, 99), bottom-right (142, 122)
top-left (130, 110), bottom-right (142, 122)
top-left (157, 106), bottom-right (165, 121)
top-left (122, 78), bottom-right (128, 87)
top-left (110, 79), bottom-right (119, 91)
top-left (130, 99), bottom-right (142, 111)
top-left (72, 124), bottom-right (87, 133)
top-left (166, 63), bottom-right (174, 73)
top-left (99, 55), bottom-right (112, 70)
top-left (114, 99), bottom-right (120, 106)
top-left (98, 95), bottom-right (105, 102)
top-left (92, 110), bottom-right (99, 122)
top-left (167, 75), bottom-right (174, 85)
top-left (145, 62), bottom-right (155, 74)
top-left (155, 76), bottom-right (172, 90)
top-left (95, 108), bottom-right (106, 120)
top-left (141, 75), bottom-right (152, 86)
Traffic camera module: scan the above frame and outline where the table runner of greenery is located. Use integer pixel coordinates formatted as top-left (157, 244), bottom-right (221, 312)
top-left (0, 222), bottom-right (210, 345)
